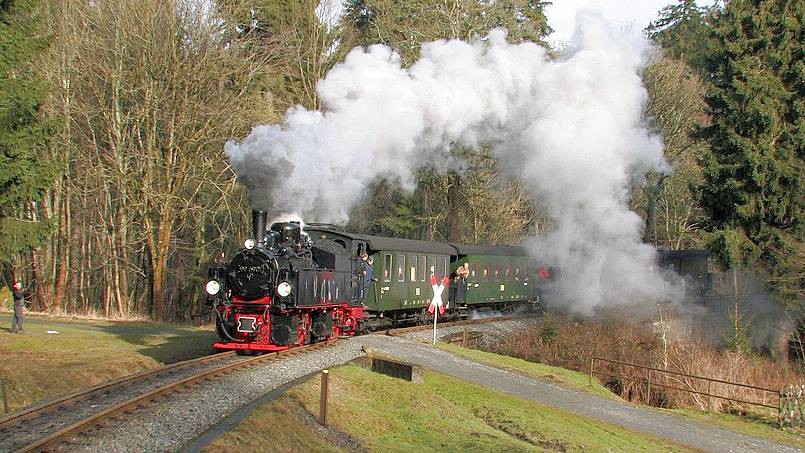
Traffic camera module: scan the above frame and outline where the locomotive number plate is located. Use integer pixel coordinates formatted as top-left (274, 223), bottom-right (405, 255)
top-left (237, 316), bottom-right (258, 332)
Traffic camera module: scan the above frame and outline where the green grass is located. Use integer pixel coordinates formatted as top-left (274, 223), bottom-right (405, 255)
top-left (659, 408), bottom-right (805, 449)
top-left (0, 312), bottom-right (215, 412)
top-left (437, 341), bottom-right (617, 399)
top-left (204, 396), bottom-right (343, 453)
top-left (210, 364), bottom-right (694, 452)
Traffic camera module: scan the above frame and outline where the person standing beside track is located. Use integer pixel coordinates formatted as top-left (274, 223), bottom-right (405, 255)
top-left (10, 281), bottom-right (25, 334)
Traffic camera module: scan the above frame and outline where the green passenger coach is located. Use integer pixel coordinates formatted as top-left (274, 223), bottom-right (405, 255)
top-left (450, 244), bottom-right (540, 308)
top-left (305, 225), bottom-right (545, 331)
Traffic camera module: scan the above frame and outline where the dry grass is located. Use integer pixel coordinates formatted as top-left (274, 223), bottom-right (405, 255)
top-left (493, 313), bottom-right (805, 416)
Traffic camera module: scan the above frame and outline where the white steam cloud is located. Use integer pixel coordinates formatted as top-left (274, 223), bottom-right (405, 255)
top-left (226, 12), bottom-right (673, 313)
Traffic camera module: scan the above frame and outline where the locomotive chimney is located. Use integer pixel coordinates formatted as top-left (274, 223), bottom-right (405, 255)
top-left (252, 210), bottom-right (268, 246)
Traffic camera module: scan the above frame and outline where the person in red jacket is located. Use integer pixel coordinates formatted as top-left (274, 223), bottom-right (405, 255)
top-left (11, 281), bottom-right (25, 334)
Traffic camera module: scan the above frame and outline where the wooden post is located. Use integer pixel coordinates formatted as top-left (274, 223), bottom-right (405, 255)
top-left (647, 369), bottom-right (652, 404)
top-left (319, 370), bottom-right (329, 426)
top-left (1, 379), bottom-right (8, 414)
top-left (589, 357), bottom-right (594, 387)
top-left (707, 380), bottom-right (712, 412)
top-left (462, 328), bottom-right (468, 347)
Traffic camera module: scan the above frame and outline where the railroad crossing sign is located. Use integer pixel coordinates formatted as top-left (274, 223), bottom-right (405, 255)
top-left (429, 274), bottom-right (449, 345)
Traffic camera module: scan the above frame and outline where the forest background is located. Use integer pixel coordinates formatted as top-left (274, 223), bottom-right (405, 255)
top-left (0, 0), bottom-right (802, 325)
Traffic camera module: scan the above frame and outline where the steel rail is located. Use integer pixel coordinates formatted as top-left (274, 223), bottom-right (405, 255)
top-left (17, 341), bottom-right (334, 453)
top-left (385, 315), bottom-right (518, 336)
top-left (0, 351), bottom-right (236, 431)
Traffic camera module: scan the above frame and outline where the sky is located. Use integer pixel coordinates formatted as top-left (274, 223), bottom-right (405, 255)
top-left (544, 0), bottom-right (712, 45)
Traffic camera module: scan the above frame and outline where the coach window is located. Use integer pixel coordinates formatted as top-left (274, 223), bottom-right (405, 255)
top-left (482, 266), bottom-right (489, 282)
top-left (396, 255), bottom-right (405, 282)
top-left (383, 254), bottom-right (392, 282)
top-left (515, 266), bottom-right (521, 280)
top-left (420, 255), bottom-right (427, 281)
top-left (470, 264), bottom-right (477, 279)
top-left (409, 255), bottom-right (417, 282)
top-left (494, 264), bottom-right (500, 281)
top-left (505, 264), bottom-right (511, 281)
top-left (436, 257), bottom-right (445, 279)
top-left (443, 258), bottom-right (448, 279)
top-left (427, 256), bottom-right (435, 277)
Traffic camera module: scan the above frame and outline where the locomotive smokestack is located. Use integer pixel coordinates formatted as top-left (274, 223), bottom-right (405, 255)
top-left (252, 210), bottom-right (268, 246)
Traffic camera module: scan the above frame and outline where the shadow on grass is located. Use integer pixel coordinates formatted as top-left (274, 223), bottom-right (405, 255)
top-left (93, 322), bottom-right (217, 364)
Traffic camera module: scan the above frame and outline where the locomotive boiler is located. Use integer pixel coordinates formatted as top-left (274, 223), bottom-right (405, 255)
top-left (205, 210), bottom-right (364, 352)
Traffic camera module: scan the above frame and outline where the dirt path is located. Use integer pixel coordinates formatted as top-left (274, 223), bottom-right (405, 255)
top-left (356, 335), bottom-right (799, 453)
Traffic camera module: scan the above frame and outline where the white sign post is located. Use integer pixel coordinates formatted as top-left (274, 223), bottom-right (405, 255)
top-left (432, 304), bottom-right (438, 345)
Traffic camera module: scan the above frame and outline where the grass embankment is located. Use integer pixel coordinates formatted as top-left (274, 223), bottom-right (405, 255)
top-left (205, 364), bottom-right (693, 452)
top-left (441, 341), bottom-right (805, 449)
top-left (437, 342), bottom-right (617, 399)
top-left (0, 313), bottom-right (214, 412)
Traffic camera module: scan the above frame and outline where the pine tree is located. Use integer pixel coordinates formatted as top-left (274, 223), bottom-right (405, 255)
top-left (0, 0), bottom-right (55, 259)
top-left (701, 0), bottom-right (804, 306)
top-left (646, 0), bottom-right (723, 75)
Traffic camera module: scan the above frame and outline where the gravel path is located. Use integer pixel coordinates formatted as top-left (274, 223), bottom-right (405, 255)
top-left (358, 333), bottom-right (800, 453)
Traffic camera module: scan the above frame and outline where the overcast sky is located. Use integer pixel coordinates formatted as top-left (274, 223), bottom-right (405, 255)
top-left (544, 0), bottom-right (712, 45)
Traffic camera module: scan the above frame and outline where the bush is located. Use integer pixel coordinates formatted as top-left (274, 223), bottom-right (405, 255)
top-left (0, 286), bottom-right (11, 310)
top-left (490, 312), bottom-right (801, 415)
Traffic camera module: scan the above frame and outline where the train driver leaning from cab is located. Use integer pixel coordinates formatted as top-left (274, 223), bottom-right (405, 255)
top-left (454, 262), bottom-right (469, 304)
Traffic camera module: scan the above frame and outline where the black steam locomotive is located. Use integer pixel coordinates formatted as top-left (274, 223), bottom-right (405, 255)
top-left (205, 211), bottom-right (364, 352)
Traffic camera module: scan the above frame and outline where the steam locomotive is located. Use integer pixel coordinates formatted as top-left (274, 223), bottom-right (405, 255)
top-left (206, 210), bottom-right (549, 353)
top-left (205, 211), bottom-right (364, 352)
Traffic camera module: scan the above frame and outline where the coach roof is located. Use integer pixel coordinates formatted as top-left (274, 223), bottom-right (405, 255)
top-left (450, 244), bottom-right (529, 257)
top-left (305, 226), bottom-right (456, 255)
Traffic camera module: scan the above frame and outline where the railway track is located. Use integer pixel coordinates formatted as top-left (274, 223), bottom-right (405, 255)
top-left (3, 315), bottom-right (524, 452)
top-left (2, 342), bottom-right (334, 453)
top-left (385, 315), bottom-right (518, 336)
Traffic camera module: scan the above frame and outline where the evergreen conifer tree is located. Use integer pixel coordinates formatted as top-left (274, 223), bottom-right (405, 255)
top-left (0, 0), bottom-right (55, 258)
top-left (702, 0), bottom-right (804, 306)
top-left (646, 0), bottom-right (722, 74)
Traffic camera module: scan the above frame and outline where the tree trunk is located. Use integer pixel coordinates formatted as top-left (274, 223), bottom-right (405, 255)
top-left (52, 193), bottom-right (71, 312)
top-left (30, 248), bottom-right (50, 311)
top-left (447, 172), bottom-right (460, 242)
top-left (150, 214), bottom-right (173, 322)
top-left (643, 174), bottom-right (667, 245)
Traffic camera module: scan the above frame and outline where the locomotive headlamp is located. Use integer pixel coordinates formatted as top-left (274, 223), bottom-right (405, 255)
top-left (244, 238), bottom-right (256, 250)
top-left (276, 281), bottom-right (292, 297)
top-left (205, 280), bottom-right (221, 295)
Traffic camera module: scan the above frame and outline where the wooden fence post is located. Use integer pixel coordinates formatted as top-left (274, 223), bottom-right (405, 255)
top-left (319, 370), bottom-right (329, 426)
top-left (707, 380), bottom-right (712, 413)
top-left (589, 357), bottom-right (594, 387)
top-left (1, 379), bottom-right (8, 414)
top-left (462, 328), bottom-right (468, 348)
